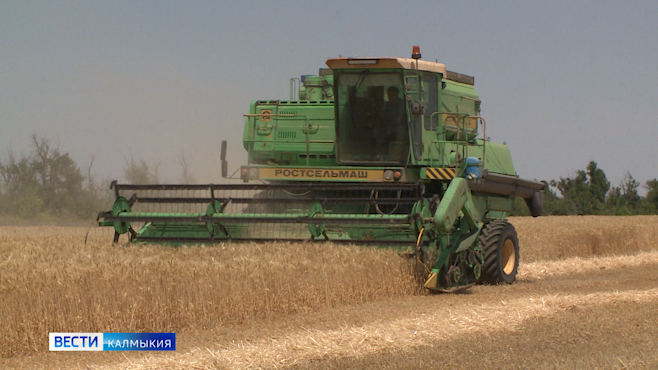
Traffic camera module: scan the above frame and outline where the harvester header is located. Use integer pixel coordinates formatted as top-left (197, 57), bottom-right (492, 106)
top-left (98, 46), bottom-right (545, 292)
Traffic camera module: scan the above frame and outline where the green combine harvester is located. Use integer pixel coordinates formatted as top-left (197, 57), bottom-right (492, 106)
top-left (98, 46), bottom-right (545, 291)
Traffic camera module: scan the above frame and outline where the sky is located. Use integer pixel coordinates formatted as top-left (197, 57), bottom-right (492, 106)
top-left (1, 1), bottom-right (657, 193)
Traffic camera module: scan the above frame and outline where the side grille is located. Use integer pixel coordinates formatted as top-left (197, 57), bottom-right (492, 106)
top-left (277, 130), bottom-right (296, 139)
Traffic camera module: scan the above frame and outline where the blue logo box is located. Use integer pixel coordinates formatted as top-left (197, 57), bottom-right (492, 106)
top-left (50, 333), bottom-right (175, 351)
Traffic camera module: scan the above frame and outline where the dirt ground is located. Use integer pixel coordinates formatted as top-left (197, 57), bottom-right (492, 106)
top-left (1, 217), bottom-right (657, 369)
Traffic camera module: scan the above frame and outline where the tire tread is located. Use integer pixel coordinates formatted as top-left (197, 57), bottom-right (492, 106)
top-left (478, 220), bottom-right (519, 285)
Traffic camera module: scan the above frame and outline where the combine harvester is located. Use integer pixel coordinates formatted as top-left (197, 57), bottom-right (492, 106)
top-left (98, 47), bottom-right (545, 291)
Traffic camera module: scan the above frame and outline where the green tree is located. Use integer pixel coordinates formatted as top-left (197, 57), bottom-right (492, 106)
top-left (620, 172), bottom-right (642, 213)
top-left (645, 179), bottom-right (658, 213)
top-left (0, 149), bottom-right (44, 217)
top-left (31, 136), bottom-right (87, 215)
top-left (552, 170), bottom-right (592, 214)
top-left (509, 196), bottom-right (530, 216)
top-left (606, 172), bottom-right (649, 215)
top-left (541, 186), bottom-right (572, 215)
top-left (0, 135), bottom-right (104, 220)
top-left (605, 185), bottom-right (625, 215)
top-left (587, 161), bottom-right (610, 204)
top-left (124, 156), bottom-right (159, 184)
top-left (551, 161), bottom-right (610, 215)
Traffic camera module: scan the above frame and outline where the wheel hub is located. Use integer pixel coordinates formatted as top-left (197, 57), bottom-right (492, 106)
top-left (502, 239), bottom-right (516, 275)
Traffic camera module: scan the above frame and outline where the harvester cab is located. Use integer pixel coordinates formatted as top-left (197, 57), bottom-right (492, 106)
top-left (97, 46), bottom-right (546, 292)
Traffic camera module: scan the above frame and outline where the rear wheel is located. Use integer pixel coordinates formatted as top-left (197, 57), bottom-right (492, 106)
top-left (478, 220), bottom-right (519, 284)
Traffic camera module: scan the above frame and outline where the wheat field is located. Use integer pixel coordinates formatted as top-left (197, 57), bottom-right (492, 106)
top-left (1, 216), bottom-right (657, 368)
top-left (0, 226), bottom-right (417, 358)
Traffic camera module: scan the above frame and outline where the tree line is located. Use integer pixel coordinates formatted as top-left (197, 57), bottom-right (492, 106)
top-left (511, 161), bottom-right (658, 216)
top-left (0, 135), bottom-right (161, 221)
top-left (0, 136), bottom-right (656, 221)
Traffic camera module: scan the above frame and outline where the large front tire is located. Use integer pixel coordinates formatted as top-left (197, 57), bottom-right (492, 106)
top-left (478, 220), bottom-right (519, 284)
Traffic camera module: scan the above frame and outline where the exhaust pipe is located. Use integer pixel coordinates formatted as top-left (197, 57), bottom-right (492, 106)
top-left (467, 171), bottom-right (547, 217)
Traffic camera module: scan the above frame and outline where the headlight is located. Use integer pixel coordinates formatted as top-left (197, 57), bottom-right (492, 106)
top-left (240, 167), bottom-right (260, 181)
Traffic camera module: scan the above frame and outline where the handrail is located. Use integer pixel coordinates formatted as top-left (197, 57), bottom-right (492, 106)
top-left (429, 112), bottom-right (442, 168)
top-left (471, 116), bottom-right (486, 166)
top-left (427, 113), bottom-right (487, 175)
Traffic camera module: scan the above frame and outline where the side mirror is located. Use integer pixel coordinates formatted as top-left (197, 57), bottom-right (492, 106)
top-left (221, 140), bottom-right (228, 178)
top-left (221, 160), bottom-right (228, 178)
top-left (220, 140), bottom-right (227, 161)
